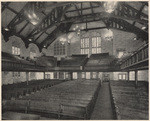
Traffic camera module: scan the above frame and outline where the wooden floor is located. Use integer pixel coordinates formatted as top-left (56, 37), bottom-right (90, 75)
top-left (91, 82), bottom-right (115, 120)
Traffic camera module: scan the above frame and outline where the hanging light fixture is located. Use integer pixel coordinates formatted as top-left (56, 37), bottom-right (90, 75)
top-left (72, 25), bottom-right (85, 36)
top-left (103, 1), bottom-right (118, 13)
top-left (103, 29), bottom-right (113, 41)
top-left (60, 37), bottom-right (67, 45)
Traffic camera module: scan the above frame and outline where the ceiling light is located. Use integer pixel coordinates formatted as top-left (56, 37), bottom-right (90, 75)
top-left (103, 1), bottom-right (118, 13)
top-left (29, 38), bottom-right (32, 41)
top-left (133, 37), bottom-right (137, 41)
top-left (32, 13), bottom-right (37, 18)
top-left (43, 45), bottom-right (46, 48)
top-left (28, 14), bottom-right (33, 19)
top-left (141, 26), bottom-right (146, 30)
top-left (31, 21), bottom-right (38, 25)
top-left (103, 29), bottom-right (113, 41)
top-left (4, 27), bottom-right (9, 31)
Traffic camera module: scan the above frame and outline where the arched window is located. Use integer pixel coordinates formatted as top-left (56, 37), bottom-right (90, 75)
top-left (30, 49), bottom-right (36, 59)
top-left (80, 33), bottom-right (102, 55)
top-left (91, 36), bottom-right (101, 54)
top-left (54, 41), bottom-right (66, 55)
top-left (12, 42), bottom-right (20, 55)
top-left (81, 38), bottom-right (89, 54)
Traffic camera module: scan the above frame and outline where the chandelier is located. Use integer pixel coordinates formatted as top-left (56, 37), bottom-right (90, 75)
top-left (72, 25), bottom-right (84, 35)
top-left (103, 29), bottom-right (113, 41)
top-left (103, 1), bottom-right (118, 13)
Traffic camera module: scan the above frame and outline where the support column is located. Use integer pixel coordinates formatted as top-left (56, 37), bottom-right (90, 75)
top-left (127, 71), bottom-right (130, 81)
top-left (44, 72), bottom-right (46, 79)
top-left (57, 72), bottom-right (59, 79)
top-left (135, 70), bottom-right (138, 88)
top-left (70, 72), bottom-right (73, 80)
top-left (96, 72), bottom-right (98, 80)
top-left (26, 72), bottom-right (29, 85)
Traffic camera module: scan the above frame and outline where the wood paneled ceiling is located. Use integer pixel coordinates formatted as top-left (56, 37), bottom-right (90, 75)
top-left (2, 2), bottom-right (148, 51)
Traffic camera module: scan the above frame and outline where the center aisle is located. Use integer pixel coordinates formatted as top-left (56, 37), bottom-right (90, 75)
top-left (90, 82), bottom-right (115, 120)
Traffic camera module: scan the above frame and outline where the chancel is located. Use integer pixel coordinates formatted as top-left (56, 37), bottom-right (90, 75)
top-left (1, 1), bottom-right (148, 120)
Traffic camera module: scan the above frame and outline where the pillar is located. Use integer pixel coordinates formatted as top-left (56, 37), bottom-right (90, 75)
top-left (57, 72), bottom-right (59, 79)
top-left (26, 72), bottom-right (29, 85)
top-left (70, 72), bottom-right (73, 80)
top-left (135, 70), bottom-right (138, 88)
top-left (43, 72), bottom-right (46, 79)
top-left (127, 71), bottom-right (130, 81)
top-left (96, 72), bottom-right (98, 80)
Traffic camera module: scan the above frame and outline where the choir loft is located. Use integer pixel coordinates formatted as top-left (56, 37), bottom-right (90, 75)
top-left (1, 1), bottom-right (149, 120)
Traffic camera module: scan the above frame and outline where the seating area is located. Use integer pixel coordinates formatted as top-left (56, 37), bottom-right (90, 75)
top-left (110, 81), bottom-right (148, 120)
top-left (84, 53), bottom-right (120, 71)
top-left (3, 79), bottom-right (101, 119)
top-left (60, 54), bottom-right (88, 67)
top-left (2, 79), bottom-right (65, 100)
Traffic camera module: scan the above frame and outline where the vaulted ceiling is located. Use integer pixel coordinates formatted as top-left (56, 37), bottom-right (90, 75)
top-left (2, 2), bottom-right (148, 51)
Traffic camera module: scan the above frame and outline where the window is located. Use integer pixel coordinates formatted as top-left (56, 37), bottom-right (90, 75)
top-left (81, 36), bottom-right (101, 55)
top-left (118, 51), bottom-right (124, 58)
top-left (12, 46), bottom-right (20, 55)
top-left (12, 72), bottom-right (20, 78)
top-left (54, 41), bottom-right (66, 56)
top-left (118, 74), bottom-right (126, 80)
top-left (92, 37), bottom-right (101, 54)
top-left (81, 72), bottom-right (85, 79)
top-left (92, 72), bottom-right (97, 79)
top-left (86, 72), bottom-right (91, 79)
top-left (30, 51), bottom-right (36, 59)
top-left (73, 72), bottom-right (78, 79)
top-left (65, 72), bottom-right (69, 79)
top-left (45, 72), bottom-right (54, 79)
top-left (81, 38), bottom-right (90, 54)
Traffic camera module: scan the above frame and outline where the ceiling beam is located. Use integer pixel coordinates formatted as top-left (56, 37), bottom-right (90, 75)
top-left (7, 3), bottom-right (28, 28)
top-left (90, 2), bottom-right (94, 16)
top-left (66, 4), bottom-right (100, 13)
top-left (18, 22), bottom-right (29, 34)
top-left (2, 2), bottom-right (10, 12)
top-left (6, 6), bottom-right (18, 14)
top-left (69, 26), bottom-right (107, 32)
top-left (74, 4), bottom-right (81, 16)
top-left (27, 4), bottom-right (73, 37)
top-left (132, 3), bottom-right (146, 26)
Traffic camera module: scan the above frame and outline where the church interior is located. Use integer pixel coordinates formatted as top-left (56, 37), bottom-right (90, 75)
top-left (1, 1), bottom-right (149, 120)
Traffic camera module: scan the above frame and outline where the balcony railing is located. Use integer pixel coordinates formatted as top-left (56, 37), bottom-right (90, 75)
top-left (120, 43), bottom-right (148, 70)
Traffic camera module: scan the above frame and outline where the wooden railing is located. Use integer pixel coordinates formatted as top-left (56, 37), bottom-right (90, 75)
top-left (2, 60), bottom-right (45, 71)
top-left (120, 43), bottom-right (148, 70)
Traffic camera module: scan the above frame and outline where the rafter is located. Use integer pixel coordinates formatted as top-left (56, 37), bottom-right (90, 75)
top-left (18, 22), bottom-right (29, 34)
top-left (90, 2), bottom-right (94, 16)
top-left (2, 2), bottom-right (10, 12)
top-left (26, 4), bottom-right (73, 38)
top-left (132, 3), bottom-right (146, 26)
top-left (66, 4), bottom-right (100, 13)
top-left (74, 4), bottom-right (81, 16)
top-left (6, 6), bottom-right (18, 14)
top-left (39, 22), bottom-right (73, 50)
top-left (7, 3), bottom-right (28, 28)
